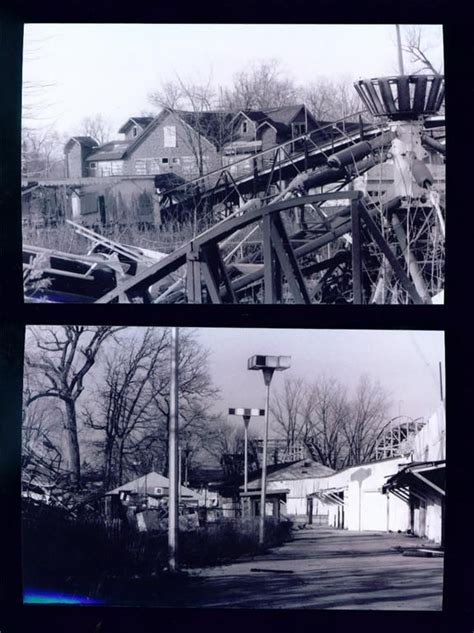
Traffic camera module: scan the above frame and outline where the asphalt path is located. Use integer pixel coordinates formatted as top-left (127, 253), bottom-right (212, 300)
top-left (158, 527), bottom-right (444, 609)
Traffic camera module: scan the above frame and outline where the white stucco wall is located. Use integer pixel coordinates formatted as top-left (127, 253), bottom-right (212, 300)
top-left (412, 407), bottom-right (445, 462)
top-left (267, 456), bottom-right (410, 531)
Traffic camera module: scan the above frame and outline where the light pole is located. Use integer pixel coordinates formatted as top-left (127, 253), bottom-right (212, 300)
top-left (228, 408), bottom-right (265, 493)
top-left (168, 327), bottom-right (179, 572)
top-left (248, 355), bottom-right (291, 545)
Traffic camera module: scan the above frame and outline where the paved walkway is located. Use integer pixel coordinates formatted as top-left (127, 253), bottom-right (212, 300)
top-left (160, 527), bottom-right (443, 609)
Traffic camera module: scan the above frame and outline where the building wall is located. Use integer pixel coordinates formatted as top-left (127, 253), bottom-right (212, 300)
top-left (124, 112), bottom-right (221, 179)
top-left (412, 406), bottom-right (445, 462)
top-left (74, 178), bottom-right (160, 226)
top-left (235, 117), bottom-right (258, 142)
top-left (274, 456), bottom-right (411, 531)
top-left (260, 126), bottom-right (278, 152)
top-left (66, 143), bottom-right (85, 179)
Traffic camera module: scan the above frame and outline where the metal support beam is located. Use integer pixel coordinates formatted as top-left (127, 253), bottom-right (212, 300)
top-left (351, 199), bottom-right (363, 304)
top-left (269, 213), bottom-right (311, 304)
top-left (185, 247), bottom-right (202, 303)
top-left (358, 205), bottom-right (424, 304)
top-left (262, 213), bottom-right (281, 303)
top-left (411, 471), bottom-right (445, 497)
top-left (391, 213), bottom-right (432, 304)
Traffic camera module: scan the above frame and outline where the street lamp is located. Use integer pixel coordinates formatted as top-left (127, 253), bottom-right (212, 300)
top-left (248, 355), bottom-right (291, 545)
top-left (228, 407), bottom-right (265, 493)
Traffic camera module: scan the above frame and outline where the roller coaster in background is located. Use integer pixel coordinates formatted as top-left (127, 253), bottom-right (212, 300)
top-left (23, 74), bottom-right (445, 305)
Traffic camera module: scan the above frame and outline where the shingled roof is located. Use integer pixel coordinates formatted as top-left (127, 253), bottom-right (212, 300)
top-left (118, 116), bottom-right (154, 134)
top-left (64, 136), bottom-right (99, 152)
top-left (86, 140), bottom-right (133, 162)
top-left (243, 459), bottom-right (335, 491)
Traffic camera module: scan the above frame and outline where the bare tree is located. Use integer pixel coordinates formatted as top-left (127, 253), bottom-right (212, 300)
top-left (342, 375), bottom-right (392, 465)
top-left (80, 114), bottom-right (112, 145)
top-left (220, 59), bottom-right (299, 110)
top-left (272, 377), bottom-right (312, 447)
top-left (24, 326), bottom-right (121, 486)
top-left (206, 421), bottom-right (259, 478)
top-left (300, 76), bottom-right (363, 123)
top-left (22, 126), bottom-right (65, 179)
top-left (21, 398), bottom-right (64, 491)
top-left (401, 26), bottom-right (444, 75)
top-left (83, 328), bottom-right (169, 489)
top-left (272, 374), bottom-right (392, 470)
top-left (149, 76), bottom-right (232, 178)
top-left (84, 328), bottom-right (220, 487)
top-left (305, 377), bottom-right (351, 469)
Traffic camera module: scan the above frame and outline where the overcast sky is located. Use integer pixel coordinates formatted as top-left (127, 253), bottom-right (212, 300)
top-left (23, 23), bottom-right (443, 136)
top-left (191, 328), bottom-right (444, 428)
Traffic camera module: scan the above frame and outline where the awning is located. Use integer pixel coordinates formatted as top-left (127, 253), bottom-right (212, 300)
top-left (382, 461), bottom-right (445, 502)
top-left (240, 488), bottom-right (289, 498)
top-left (308, 487), bottom-right (345, 506)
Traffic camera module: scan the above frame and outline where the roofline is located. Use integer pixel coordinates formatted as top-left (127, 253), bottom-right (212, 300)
top-left (118, 117), bottom-right (151, 134)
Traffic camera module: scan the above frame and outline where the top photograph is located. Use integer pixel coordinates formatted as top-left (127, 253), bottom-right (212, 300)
top-left (21, 24), bottom-right (445, 305)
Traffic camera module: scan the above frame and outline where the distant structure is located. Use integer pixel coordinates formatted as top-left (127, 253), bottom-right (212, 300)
top-left (373, 416), bottom-right (426, 461)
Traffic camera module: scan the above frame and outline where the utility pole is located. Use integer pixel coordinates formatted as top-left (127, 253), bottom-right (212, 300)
top-left (395, 25), bottom-right (405, 75)
top-left (168, 327), bottom-right (179, 572)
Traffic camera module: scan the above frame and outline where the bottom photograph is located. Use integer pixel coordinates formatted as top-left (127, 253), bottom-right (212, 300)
top-left (21, 326), bottom-right (445, 609)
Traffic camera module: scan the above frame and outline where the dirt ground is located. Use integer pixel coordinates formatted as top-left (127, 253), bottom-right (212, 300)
top-left (146, 527), bottom-right (444, 610)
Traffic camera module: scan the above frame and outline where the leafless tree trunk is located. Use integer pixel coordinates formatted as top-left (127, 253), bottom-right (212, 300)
top-left (24, 326), bottom-right (121, 486)
top-left (401, 26), bottom-right (444, 75)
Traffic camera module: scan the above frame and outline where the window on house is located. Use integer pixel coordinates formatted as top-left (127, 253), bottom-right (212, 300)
top-left (132, 126), bottom-right (138, 137)
top-left (241, 120), bottom-right (248, 134)
top-left (161, 157), bottom-right (169, 164)
top-left (164, 126), bottom-right (177, 148)
top-left (172, 158), bottom-right (180, 164)
top-left (89, 162), bottom-right (97, 169)
top-left (293, 123), bottom-right (307, 137)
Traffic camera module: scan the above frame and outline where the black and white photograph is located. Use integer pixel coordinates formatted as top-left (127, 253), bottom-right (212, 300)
top-left (22, 326), bottom-right (445, 609)
top-left (21, 24), bottom-right (445, 305)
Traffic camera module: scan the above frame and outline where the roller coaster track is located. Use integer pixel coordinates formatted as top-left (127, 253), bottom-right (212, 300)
top-left (93, 112), bottom-right (444, 305)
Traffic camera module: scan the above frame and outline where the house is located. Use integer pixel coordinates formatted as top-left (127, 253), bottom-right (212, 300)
top-left (64, 104), bottom-right (331, 181)
top-left (104, 471), bottom-right (200, 532)
top-left (65, 110), bottom-right (227, 180)
top-left (240, 458), bottom-right (335, 520)
top-left (64, 137), bottom-right (99, 178)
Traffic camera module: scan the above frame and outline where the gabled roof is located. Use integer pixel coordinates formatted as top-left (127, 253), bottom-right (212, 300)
top-left (237, 110), bottom-right (269, 124)
top-left (64, 136), bottom-right (99, 152)
top-left (177, 110), bottom-right (235, 148)
top-left (118, 116), bottom-right (154, 134)
top-left (263, 104), bottom-right (307, 125)
top-left (106, 471), bottom-right (199, 498)
top-left (243, 459), bottom-right (335, 490)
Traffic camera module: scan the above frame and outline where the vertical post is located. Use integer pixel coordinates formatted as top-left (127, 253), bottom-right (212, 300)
top-left (351, 198), bottom-right (363, 304)
top-left (259, 369), bottom-right (274, 545)
top-left (243, 415), bottom-right (250, 493)
top-left (178, 446), bottom-right (182, 504)
top-left (395, 25), bottom-right (405, 76)
top-left (262, 214), bottom-right (276, 304)
top-left (168, 327), bottom-right (179, 572)
top-left (439, 361), bottom-right (444, 402)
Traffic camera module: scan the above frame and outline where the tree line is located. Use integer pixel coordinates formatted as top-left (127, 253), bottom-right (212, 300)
top-left (22, 26), bottom-right (443, 180)
top-left (22, 326), bottom-right (221, 498)
top-left (23, 326), bottom-right (400, 507)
